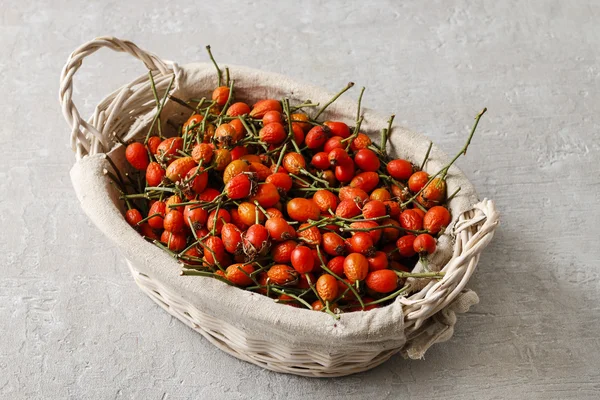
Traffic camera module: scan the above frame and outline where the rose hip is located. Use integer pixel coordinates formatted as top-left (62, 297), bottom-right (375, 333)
top-left (117, 61), bottom-right (481, 313)
top-left (322, 232), bottom-right (346, 256)
top-left (243, 224), bottom-right (270, 258)
top-left (147, 201), bottom-right (166, 230)
top-left (125, 142), bottom-right (149, 171)
top-left (156, 137), bottom-right (183, 164)
top-left (347, 232), bottom-right (375, 256)
top-left (146, 162), bottom-right (165, 187)
top-left (324, 136), bottom-right (345, 153)
top-left (311, 152), bottom-right (330, 170)
top-left (323, 121), bottom-right (350, 138)
top-left (259, 122), bottom-right (286, 145)
top-left (343, 253), bottom-right (369, 283)
top-left (396, 235), bottom-right (417, 257)
top-left (271, 240), bottom-right (297, 263)
top-left (334, 159), bottom-right (355, 183)
top-left (267, 264), bottom-right (299, 286)
top-left (225, 173), bottom-right (253, 200)
top-left (125, 209), bottom-right (142, 227)
top-left (327, 256), bottom-right (345, 276)
top-left (221, 223), bottom-right (243, 254)
top-left (362, 200), bottom-right (387, 219)
top-left (265, 173), bottom-right (293, 194)
top-left (367, 251), bottom-right (389, 271)
top-left (297, 224), bottom-right (322, 247)
top-left (387, 159), bottom-right (413, 180)
top-left (399, 209), bottom-right (424, 232)
top-left (291, 246), bottom-right (314, 273)
top-left (225, 263), bottom-right (255, 286)
top-left (266, 218), bottom-right (295, 242)
top-left (350, 172), bottom-right (379, 193)
top-left (316, 274), bottom-right (338, 302)
top-left (161, 231), bottom-right (187, 252)
top-left (250, 99), bottom-right (282, 118)
top-left (423, 206), bottom-right (451, 234)
top-left (287, 198), bottom-right (320, 222)
top-left (163, 210), bottom-right (185, 233)
top-left (249, 183), bottom-right (280, 208)
top-left (408, 171), bottom-right (429, 193)
top-left (413, 233), bottom-right (437, 255)
top-left (366, 270), bottom-right (398, 293)
top-left (354, 148), bottom-right (380, 172)
top-left (305, 126), bottom-right (330, 149)
top-left (212, 86), bottom-right (230, 106)
top-left (184, 205), bottom-right (208, 230)
top-left (166, 157), bottom-right (197, 182)
top-left (226, 102), bottom-right (251, 116)
top-left (282, 152), bottom-right (306, 174)
top-left (312, 189), bottom-right (339, 213)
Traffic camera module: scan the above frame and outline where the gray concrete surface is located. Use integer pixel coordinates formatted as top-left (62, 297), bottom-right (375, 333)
top-left (2, 1), bottom-right (599, 399)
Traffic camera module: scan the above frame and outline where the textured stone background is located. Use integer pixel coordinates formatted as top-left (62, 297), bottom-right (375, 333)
top-left (2, 1), bottom-right (599, 399)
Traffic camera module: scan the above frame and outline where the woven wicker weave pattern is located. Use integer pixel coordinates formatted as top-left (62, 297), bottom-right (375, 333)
top-left (60, 37), bottom-right (499, 376)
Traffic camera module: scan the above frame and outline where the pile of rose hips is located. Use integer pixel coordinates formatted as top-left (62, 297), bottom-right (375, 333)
top-left (114, 61), bottom-right (479, 316)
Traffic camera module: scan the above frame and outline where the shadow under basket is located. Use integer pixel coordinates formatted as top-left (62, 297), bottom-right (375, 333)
top-left (61, 36), bottom-right (499, 377)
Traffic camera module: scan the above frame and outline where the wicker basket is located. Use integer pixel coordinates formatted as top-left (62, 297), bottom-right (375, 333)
top-left (60, 37), bottom-right (499, 377)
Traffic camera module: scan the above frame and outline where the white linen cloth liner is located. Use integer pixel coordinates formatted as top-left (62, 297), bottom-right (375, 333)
top-left (70, 63), bottom-right (479, 357)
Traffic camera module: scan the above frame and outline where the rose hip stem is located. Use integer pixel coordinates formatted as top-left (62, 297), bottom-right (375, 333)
top-left (205, 45), bottom-right (223, 87)
top-left (107, 178), bottom-right (132, 210)
top-left (314, 82), bottom-right (355, 120)
top-left (135, 212), bottom-right (161, 226)
top-left (218, 79), bottom-right (235, 118)
top-left (447, 187), bottom-right (462, 203)
top-left (178, 240), bottom-right (201, 258)
top-left (181, 269), bottom-right (234, 285)
top-left (253, 201), bottom-right (270, 220)
top-left (401, 108), bottom-right (487, 207)
top-left (342, 86), bottom-right (366, 151)
top-left (271, 288), bottom-right (313, 310)
top-left (144, 74), bottom-right (175, 144)
top-left (194, 97), bottom-right (206, 113)
top-left (103, 155), bottom-right (126, 188)
top-left (362, 285), bottom-right (412, 307)
top-left (147, 71), bottom-right (163, 138)
top-left (395, 271), bottom-right (445, 279)
top-left (340, 224), bottom-right (426, 235)
top-left (112, 132), bottom-right (127, 147)
top-left (274, 142), bottom-right (288, 172)
top-left (290, 100), bottom-right (320, 112)
top-left (168, 94), bottom-right (197, 112)
top-left (420, 141), bottom-right (433, 170)
top-left (238, 115), bottom-right (257, 136)
top-left (199, 100), bottom-right (216, 138)
top-left (300, 169), bottom-right (330, 186)
top-left (145, 186), bottom-right (177, 194)
top-left (282, 98), bottom-right (302, 153)
top-left (377, 174), bottom-right (407, 193)
top-left (380, 114), bottom-right (395, 157)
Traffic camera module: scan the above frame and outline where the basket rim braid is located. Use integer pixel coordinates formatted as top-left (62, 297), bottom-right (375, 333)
top-left (60, 36), bottom-right (499, 377)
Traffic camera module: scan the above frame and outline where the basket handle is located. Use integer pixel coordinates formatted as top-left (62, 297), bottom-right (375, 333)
top-left (403, 199), bottom-right (499, 326)
top-left (59, 36), bottom-right (175, 159)
top-left (400, 198), bottom-right (499, 358)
